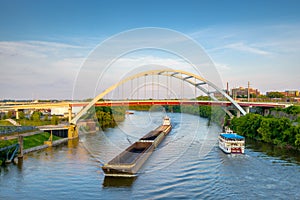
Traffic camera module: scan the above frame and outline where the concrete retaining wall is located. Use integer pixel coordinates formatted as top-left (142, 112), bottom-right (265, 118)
top-left (23, 138), bottom-right (69, 155)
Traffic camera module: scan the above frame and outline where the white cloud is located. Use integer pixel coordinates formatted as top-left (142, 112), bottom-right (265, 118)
top-left (207, 42), bottom-right (272, 56)
top-left (2, 23), bottom-right (300, 100)
top-left (76, 55), bottom-right (200, 99)
top-left (214, 62), bottom-right (231, 71)
top-left (188, 24), bottom-right (300, 93)
top-left (0, 38), bottom-right (215, 100)
top-left (225, 42), bottom-right (271, 55)
top-left (0, 40), bottom-right (91, 99)
top-left (253, 39), bottom-right (300, 54)
top-left (189, 24), bottom-right (300, 56)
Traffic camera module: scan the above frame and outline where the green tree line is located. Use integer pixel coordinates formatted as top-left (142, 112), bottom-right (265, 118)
top-left (95, 106), bottom-right (126, 129)
top-left (129, 104), bottom-right (226, 125)
top-left (271, 105), bottom-right (300, 115)
top-left (17, 111), bottom-right (59, 126)
top-left (0, 110), bottom-right (61, 126)
top-left (230, 113), bottom-right (300, 149)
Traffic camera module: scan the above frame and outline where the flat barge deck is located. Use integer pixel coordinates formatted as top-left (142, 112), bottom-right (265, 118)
top-left (102, 116), bottom-right (172, 177)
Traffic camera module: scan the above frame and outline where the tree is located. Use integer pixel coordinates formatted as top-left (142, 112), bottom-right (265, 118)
top-left (51, 115), bottom-right (59, 125)
top-left (284, 106), bottom-right (300, 115)
top-left (257, 118), bottom-right (274, 143)
top-left (231, 113), bottom-right (300, 148)
top-left (32, 111), bottom-right (41, 122)
top-left (295, 126), bottom-right (300, 147)
top-left (266, 92), bottom-right (284, 98)
top-left (196, 96), bottom-right (212, 101)
top-left (6, 111), bottom-right (12, 119)
top-left (19, 111), bottom-right (25, 119)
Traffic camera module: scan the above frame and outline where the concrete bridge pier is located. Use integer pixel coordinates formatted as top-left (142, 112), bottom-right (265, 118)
top-left (243, 106), bottom-right (250, 114)
top-left (68, 125), bottom-right (78, 139)
top-left (263, 108), bottom-right (270, 116)
top-left (18, 135), bottom-right (23, 158)
top-left (44, 130), bottom-right (53, 146)
top-left (15, 109), bottom-right (19, 120)
top-left (236, 110), bottom-right (241, 118)
top-left (68, 106), bottom-right (72, 123)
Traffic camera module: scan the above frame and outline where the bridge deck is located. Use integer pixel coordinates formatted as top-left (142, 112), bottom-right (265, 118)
top-left (1, 100), bottom-right (290, 111)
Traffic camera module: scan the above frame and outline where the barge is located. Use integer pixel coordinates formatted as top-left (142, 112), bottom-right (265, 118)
top-left (219, 128), bottom-right (245, 154)
top-left (102, 116), bottom-right (172, 177)
top-left (139, 117), bottom-right (171, 147)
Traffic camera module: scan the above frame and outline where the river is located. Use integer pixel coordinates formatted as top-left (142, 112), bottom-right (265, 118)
top-left (0, 111), bottom-right (299, 199)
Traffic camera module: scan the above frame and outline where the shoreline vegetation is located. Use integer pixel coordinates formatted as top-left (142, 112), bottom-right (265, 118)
top-left (230, 106), bottom-right (300, 150)
top-left (0, 110), bottom-right (64, 166)
top-left (1, 103), bottom-right (299, 165)
top-left (129, 104), bottom-right (226, 125)
top-left (0, 107), bottom-right (125, 166)
top-left (95, 106), bottom-right (126, 129)
top-left (0, 132), bottom-right (62, 165)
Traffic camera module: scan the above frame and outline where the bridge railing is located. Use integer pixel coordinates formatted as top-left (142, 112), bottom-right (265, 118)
top-left (0, 126), bottom-right (38, 136)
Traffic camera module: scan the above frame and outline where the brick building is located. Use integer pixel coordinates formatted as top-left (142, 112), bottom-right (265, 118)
top-left (231, 87), bottom-right (260, 98)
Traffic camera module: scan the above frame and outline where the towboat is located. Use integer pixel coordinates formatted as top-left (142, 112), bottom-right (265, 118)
top-left (102, 116), bottom-right (172, 177)
top-left (139, 116), bottom-right (172, 148)
top-left (125, 111), bottom-right (134, 115)
top-left (219, 128), bottom-right (245, 154)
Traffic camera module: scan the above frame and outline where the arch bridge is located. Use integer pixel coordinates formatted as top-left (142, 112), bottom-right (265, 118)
top-left (68, 69), bottom-right (248, 138)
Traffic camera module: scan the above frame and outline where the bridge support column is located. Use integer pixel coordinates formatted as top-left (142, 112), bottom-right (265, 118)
top-left (236, 110), bottom-right (241, 118)
top-left (263, 108), bottom-right (270, 116)
top-left (15, 109), bottom-right (19, 120)
top-left (68, 125), bottom-right (78, 139)
top-left (68, 106), bottom-right (72, 123)
top-left (244, 106), bottom-right (250, 114)
top-left (18, 135), bottom-right (23, 158)
top-left (44, 130), bottom-right (53, 146)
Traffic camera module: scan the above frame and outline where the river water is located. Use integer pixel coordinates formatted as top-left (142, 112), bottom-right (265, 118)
top-left (0, 111), bottom-right (299, 199)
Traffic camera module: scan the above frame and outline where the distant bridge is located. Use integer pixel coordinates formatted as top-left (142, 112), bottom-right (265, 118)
top-left (91, 100), bottom-right (290, 108)
top-left (1, 99), bottom-right (289, 124)
top-left (1, 100), bottom-right (290, 110)
top-left (0, 69), bottom-right (293, 139)
top-left (70, 69), bottom-right (291, 125)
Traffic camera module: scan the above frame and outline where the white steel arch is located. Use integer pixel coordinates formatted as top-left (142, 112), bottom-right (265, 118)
top-left (71, 69), bottom-right (246, 124)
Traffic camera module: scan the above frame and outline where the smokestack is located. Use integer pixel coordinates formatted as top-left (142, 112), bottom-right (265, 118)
top-left (227, 82), bottom-right (229, 95)
top-left (248, 81), bottom-right (250, 102)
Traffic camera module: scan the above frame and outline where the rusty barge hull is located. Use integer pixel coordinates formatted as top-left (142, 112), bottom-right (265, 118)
top-left (139, 125), bottom-right (171, 147)
top-left (102, 124), bottom-right (172, 177)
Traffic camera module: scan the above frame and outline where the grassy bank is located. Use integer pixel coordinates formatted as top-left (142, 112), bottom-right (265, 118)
top-left (16, 119), bottom-right (55, 126)
top-left (0, 120), bottom-right (13, 126)
top-left (0, 132), bottom-right (62, 149)
top-left (0, 132), bottom-right (61, 166)
top-left (0, 132), bottom-right (62, 165)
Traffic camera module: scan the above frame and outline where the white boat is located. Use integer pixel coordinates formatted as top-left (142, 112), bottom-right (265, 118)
top-left (219, 128), bottom-right (245, 154)
top-left (162, 116), bottom-right (171, 126)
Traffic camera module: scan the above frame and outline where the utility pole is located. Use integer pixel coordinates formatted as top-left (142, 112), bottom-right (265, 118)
top-left (247, 81), bottom-right (250, 102)
top-left (226, 82), bottom-right (229, 95)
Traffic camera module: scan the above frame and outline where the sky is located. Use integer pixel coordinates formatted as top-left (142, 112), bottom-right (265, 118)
top-left (0, 0), bottom-right (300, 100)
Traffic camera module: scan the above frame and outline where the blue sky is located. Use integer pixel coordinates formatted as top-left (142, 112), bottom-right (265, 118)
top-left (0, 0), bottom-right (299, 99)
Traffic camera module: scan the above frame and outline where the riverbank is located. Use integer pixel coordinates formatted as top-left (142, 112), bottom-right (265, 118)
top-left (23, 138), bottom-right (69, 154)
top-left (230, 112), bottom-right (300, 151)
top-left (246, 137), bottom-right (300, 164)
top-left (0, 132), bottom-right (65, 165)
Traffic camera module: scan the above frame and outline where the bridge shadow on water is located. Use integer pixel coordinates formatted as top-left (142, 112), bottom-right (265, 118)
top-left (102, 176), bottom-right (137, 188)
